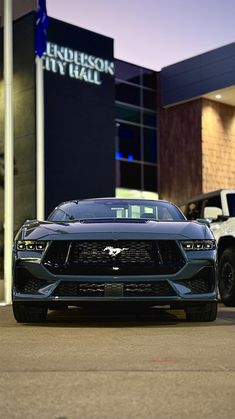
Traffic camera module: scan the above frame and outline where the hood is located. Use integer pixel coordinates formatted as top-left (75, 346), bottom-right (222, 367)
top-left (15, 219), bottom-right (213, 241)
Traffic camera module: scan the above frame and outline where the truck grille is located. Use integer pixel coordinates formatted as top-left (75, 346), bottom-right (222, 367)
top-left (43, 240), bottom-right (185, 275)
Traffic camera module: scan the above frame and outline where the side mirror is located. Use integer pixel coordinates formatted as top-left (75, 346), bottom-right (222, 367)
top-left (203, 206), bottom-right (222, 220)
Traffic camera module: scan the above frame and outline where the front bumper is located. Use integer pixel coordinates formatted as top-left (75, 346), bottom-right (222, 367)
top-left (13, 257), bottom-right (218, 305)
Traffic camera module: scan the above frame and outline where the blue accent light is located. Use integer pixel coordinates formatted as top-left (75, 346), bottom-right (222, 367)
top-left (115, 152), bottom-right (123, 160)
top-left (127, 154), bottom-right (134, 161)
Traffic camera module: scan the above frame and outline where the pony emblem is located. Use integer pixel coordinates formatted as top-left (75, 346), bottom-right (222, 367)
top-left (103, 246), bottom-right (129, 257)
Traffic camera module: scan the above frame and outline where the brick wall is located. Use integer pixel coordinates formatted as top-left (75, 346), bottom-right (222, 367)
top-left (202, 99), bottom-right (235, 192)
top-left (159, 99), bottom-right (202, 203)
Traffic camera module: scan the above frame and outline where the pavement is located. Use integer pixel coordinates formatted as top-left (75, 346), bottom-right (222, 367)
top-left (0, 304), bottom-right (235, 419)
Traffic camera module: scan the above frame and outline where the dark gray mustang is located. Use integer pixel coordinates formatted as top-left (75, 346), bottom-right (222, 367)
top-left (12, 198), bottom-right (218, 323)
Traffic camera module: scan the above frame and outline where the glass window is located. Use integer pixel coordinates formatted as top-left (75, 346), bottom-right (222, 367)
top-left (227, 193), bottom-right (235, 216)
top-left (117, 123), bottom-right (141, 161)
top-left (143, 89), bottom-right (156, 109)
top-left (118, 161), bottom-right (141, 189)
top-left (158, 206), bottom-right (177, 221)
top-left (116, 104), bottom-right (140, 124)
top-left (142, 69), bottom-right (157, 89)
top-left (143, 110), bottom-right (156, 127)
top-left (203, 195), bottom-right (222, 209)
top-left (143, 129), bottom-right (157, 163)
top-left (48, 199), bottom-right (184, 221)
top-left (115, 60), bottom-right (141, 84)
top-left (201, 195), bottom-right (222, 218)
top-left (115, 188), bottom-right (158, 200)
top-left (187, 201), bottom-right (203, 220)
top-left (144, 164), bottom-right (157, 192)
top-left (116, 81), bottom-right (140, 106)
top-left (115, 61), bottom-right (158, 195)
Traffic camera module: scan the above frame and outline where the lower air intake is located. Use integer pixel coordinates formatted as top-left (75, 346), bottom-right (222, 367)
top-left (53, 281), bottom-right (176, 298)
top-left (177, 267), bottom-right (214, 294)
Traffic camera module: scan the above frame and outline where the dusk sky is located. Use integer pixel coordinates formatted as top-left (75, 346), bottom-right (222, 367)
top-left (47, 0), bottom-right (235, 70)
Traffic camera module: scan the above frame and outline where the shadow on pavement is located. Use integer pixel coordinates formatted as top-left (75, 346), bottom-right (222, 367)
top-left (23, 305), bottom-right (235, 328)
top-left (2, 303), bottom-right (234, 328)
top-left (45, 306), bottom-right (184, 327)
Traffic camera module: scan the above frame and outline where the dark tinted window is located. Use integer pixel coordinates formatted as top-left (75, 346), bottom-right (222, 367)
top-left (115, 61), bottom-right (157, 195)
top-left (143, 89), bottom-right (156, 109)
top-left (187, 201), bottom-right (203, 220)
top-left (118, 161), bottom-right (141, 189)
top-left (182, 195), bottom-right (222, 219)
top-left (117, 123), bottom-right (141, 161)
top-left (203, 195), bottom-right (222, 210)
top-left (116, 104), bottom-right (140, 124)
top-left (143, 129), bottom-right (157, 163)
top-left (115, 60), bottom-right (141, 84)
top-left (143, 110), bottom-right (156, 127)
top-left (144, 165), bottom-right (157, 192)
top-left (116, 82), bottom-right (140, 106)
top-left (227, 193), bottom-right (235, 216)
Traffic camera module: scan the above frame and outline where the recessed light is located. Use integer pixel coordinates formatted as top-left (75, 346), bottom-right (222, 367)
top-left (215, 94), bottom-right (222, 99)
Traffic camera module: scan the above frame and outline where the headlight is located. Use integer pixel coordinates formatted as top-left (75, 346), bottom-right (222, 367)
top-left (181, 240), bottom-right (216, 251)
top-left (16, 241), bottom-right (47, 251)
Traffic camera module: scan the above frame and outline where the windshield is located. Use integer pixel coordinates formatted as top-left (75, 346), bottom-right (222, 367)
top-left (227, 193), bottom-right (235, 216)
top-left (48, 199), bottom-right (185, 222)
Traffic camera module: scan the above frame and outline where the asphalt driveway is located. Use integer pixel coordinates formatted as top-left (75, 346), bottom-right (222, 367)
top-left (0, 304), bottom-right (234, 419)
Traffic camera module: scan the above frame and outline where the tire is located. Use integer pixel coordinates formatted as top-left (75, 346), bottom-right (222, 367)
top-left (185, 302), bottom-right (217, 322)
top-left (12, 302), bottom-right (48, 323)
top-left (219, 248), bottom-right (235, 307)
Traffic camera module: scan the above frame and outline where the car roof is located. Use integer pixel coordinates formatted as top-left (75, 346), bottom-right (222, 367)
top-left (178, 189), bottom-right (235, 206)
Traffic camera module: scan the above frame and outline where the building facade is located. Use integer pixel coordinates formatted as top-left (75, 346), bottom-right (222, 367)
top-left (1, 9), bottom-right (235, 280)
top-left (160, 43), bottom-right (235, 203)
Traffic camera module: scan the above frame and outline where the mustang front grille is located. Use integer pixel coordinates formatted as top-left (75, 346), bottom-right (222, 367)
top-left (43, 240), bottom-right (185, 275)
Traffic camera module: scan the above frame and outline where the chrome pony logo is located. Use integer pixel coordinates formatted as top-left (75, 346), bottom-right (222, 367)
top-left (103, 246), bottom-right (129, 257)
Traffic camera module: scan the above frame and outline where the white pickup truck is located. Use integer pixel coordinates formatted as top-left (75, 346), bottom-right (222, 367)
top-left (179, 189), bottom-right (235, 306)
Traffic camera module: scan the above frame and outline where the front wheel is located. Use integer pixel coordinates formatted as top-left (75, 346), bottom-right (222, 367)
top-left (185, 302), bottom-right (217, 322)
top-left (12, 302), bottom-right (48, 323)
top-left (219, 248), bottom-right (235, 307)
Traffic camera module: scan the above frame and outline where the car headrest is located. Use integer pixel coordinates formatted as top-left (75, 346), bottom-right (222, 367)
top-left (140, 213), bottom-right (156, 219)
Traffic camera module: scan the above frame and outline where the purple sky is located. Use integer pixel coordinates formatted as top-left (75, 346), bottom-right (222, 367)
top-left (47, 0), bottom-right (235, 70)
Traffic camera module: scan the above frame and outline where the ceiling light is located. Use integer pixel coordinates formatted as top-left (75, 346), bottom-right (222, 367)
top-left (215, 94), bottom-right (222, 99)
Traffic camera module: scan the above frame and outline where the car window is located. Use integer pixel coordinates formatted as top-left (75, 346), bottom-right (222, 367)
top-left (187, 201), bottom-right (203, 220)
top-left (227, 193), bottom-right (235, 216)
top-left (202, 195), bottom-right (222, 217)
top-left (48, 199), bottom-right (185, 222)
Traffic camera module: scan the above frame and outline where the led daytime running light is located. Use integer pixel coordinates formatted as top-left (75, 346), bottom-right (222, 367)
top-left (181, 240), bottom-right (216, 251)
top-left (17, 241), bottom-right (47, 251)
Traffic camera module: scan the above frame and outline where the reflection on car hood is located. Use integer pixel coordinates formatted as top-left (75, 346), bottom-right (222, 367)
top-left (15, 219), bottom-right (212, 241)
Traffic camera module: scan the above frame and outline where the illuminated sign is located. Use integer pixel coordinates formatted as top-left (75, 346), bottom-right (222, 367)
top-left (43, 42), bottom-right (115, 85)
